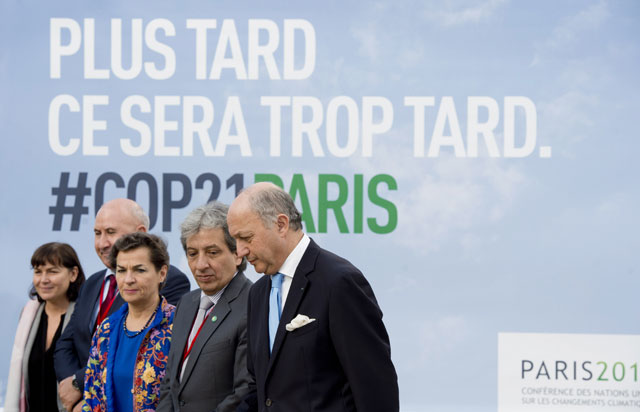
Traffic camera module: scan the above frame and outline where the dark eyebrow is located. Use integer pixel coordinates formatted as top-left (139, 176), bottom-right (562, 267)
top-left (116, 264), bottom-right (147, 270)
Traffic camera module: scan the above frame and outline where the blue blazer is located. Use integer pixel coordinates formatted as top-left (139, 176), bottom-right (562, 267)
top-left (54, 265), bottom-right (190, 385)
top-left (242, 239), bottom-right (399, 412)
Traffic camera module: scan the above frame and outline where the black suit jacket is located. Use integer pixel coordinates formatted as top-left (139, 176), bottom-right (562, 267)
top-left (158, 272), bottom-right (253, 412)
top-left (242, 239), bottom-right (399, 412)
top-left (54, 264), bottom-right (190, 384)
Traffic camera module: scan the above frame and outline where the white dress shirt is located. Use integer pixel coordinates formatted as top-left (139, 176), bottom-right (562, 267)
top-left (277, 233), bottom-right (310, 311)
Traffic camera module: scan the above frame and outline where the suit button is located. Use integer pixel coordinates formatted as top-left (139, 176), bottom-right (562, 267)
top-left (265, 398), bottom-right (272, 407)
top-left (179, 400), bottom-right (185, 407)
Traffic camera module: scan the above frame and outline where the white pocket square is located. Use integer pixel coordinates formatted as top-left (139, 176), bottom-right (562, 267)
top-left (286, 314), bottom-right (316, 332)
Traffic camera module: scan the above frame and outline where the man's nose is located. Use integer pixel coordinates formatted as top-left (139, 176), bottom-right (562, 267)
top-left (236, 242), bottom-right (249, 258)
top-left (97, 234), bottom-right (111, 249)
top-left (195, 253), bottom-right (209, 270)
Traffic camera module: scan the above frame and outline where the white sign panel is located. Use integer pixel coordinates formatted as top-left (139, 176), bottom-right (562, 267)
top-left (498, 333), bottom-right (640, 411)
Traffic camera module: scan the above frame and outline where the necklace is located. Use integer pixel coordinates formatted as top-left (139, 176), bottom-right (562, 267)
top-left (123, 303), bottom-right (159, 338)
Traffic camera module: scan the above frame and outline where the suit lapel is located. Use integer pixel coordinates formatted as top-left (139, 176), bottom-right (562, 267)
top-left (266, 242), bottom-right (318, 377)
top-left (179, 273), bottom-right (245, 390)
top-left (172, 292), bottom-right (199, 386)
top-left (255, 278), bottom-right (271, 375)
top-left (180, 300), bottom-right (230, 389)
top-left (87, 269), bottom-right (107, 334)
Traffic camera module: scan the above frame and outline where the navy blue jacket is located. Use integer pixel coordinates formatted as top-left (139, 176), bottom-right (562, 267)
top-left (241, 239), bottom-right (399, 412)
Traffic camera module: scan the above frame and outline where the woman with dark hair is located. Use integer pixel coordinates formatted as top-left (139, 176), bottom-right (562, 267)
top-left (83, 232), bottom-right (175, 412)
top-left (5, 242), bottom-right (86, 412)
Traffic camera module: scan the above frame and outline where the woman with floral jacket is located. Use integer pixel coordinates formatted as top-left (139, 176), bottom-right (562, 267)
top-left (82, 233), bottom-right (177, 412)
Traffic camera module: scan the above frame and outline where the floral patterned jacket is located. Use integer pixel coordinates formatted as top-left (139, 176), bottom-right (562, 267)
top-left (82, 298), bottom-right (175, 412)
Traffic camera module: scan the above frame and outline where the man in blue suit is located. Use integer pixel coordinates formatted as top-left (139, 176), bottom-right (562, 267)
top-left (54, 198), bottom-right (190, 412)
top-left (227, 183), bottom-right (399, 412)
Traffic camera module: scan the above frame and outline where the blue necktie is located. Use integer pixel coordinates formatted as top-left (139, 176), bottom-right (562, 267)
top-left (269, 273), bottom-right (284, 353)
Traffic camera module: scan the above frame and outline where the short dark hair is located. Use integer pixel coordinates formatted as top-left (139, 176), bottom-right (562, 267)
top-left (109, 232), bottom-right (170, 271)
top-left (30, 242), bottom-right (86, 302)
top-left (180, 201), bottom-right (247, 271)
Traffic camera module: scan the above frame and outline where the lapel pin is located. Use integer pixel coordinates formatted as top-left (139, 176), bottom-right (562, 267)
top-left (211, 315), bottom-right (218, 323)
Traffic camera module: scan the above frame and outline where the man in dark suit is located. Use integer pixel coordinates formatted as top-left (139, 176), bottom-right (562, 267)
top-left (227, 183), bottom-right (399, 412)
top-left (54, 198), bottom-right (190, 412)
top-left (158, 201), bottom-right (253, 412)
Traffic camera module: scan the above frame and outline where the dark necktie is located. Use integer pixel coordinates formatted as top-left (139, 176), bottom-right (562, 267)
top-left (96, 274), bottom-right (117, 328)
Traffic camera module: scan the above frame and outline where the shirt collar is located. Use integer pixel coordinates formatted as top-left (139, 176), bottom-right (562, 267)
top-left (278, 233), bottom-right (310, 279)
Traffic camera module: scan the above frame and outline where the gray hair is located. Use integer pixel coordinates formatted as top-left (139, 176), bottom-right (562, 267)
top-left (248, 185), bottom-right (303, 231)
top-left (180, 201), bottom-right (246, 271)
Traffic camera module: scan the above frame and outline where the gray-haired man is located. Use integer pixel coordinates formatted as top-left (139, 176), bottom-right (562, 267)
top-left (228, 182), bottom-right (398, 412)
top-left (158, 201), bottom-right (253, 412)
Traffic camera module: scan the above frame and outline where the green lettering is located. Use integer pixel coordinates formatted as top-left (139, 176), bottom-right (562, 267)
top-left (289, 174), bottom-right (316, 233)
top-left (318, 174), bottom-right (349, 233)
top-left (254, 173), bottom-right (284, 188)
top-left (354, 174), bottom-right (363, 233)
top-left (367, 174), bottom-right (398, 234)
